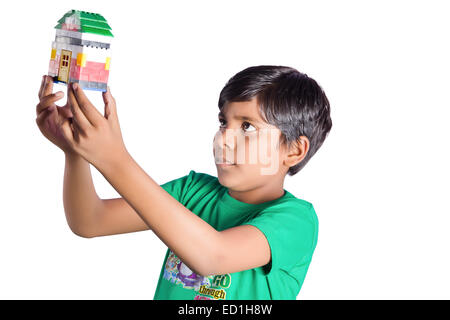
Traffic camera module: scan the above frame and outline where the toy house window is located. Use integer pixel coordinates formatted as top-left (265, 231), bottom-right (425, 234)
top-left (62, 55), bottom-right (70, 67)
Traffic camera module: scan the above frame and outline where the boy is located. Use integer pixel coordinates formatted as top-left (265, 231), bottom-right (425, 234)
top-left (35, 65), bottom-right (332, 299)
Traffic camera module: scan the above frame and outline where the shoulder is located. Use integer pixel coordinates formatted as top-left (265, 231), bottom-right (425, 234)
top-left (259, 193), bottom-right (318, 225)
top-left (244, 194), bottom-right (319, 245)
top-left (284, 190), bottom-right (314, 210)
top-left (242, 194), bottom-right (319, 273)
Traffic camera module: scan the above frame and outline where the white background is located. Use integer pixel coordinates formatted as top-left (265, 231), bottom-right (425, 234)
top-left (0, 0), bottom-right (449, 299)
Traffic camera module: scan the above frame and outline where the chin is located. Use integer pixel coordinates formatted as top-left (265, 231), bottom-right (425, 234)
top-left (216, 167), bottom-right (235, 188)
top-left (216, 170), bottom-right (229, 187)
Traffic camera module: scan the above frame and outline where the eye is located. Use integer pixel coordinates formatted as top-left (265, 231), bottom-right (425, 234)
top-left (218, 118), bottom-right (257, 133)
top-left (242, 121), bottom-right (257, 133)
top-left (218, 118), bottom-right (226, 128)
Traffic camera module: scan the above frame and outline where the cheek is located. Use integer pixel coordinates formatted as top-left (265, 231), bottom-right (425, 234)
top-left (248, 130), bottom-right (281, 171)
top-left (234, 135), bottom-right (258, 166)
top-left (246, 135), bottom-right (258, 164)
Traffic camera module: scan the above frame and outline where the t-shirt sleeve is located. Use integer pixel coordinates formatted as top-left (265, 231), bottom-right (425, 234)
top-left (241, 201), bottom-right (318, 275)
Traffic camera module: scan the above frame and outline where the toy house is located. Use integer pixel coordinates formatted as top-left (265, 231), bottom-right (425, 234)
top-left (48, 10), bottom-right (113, 92)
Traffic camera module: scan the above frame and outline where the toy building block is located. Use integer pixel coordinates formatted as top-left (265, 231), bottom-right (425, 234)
top-left (48, 10), bottom-right (113, 92)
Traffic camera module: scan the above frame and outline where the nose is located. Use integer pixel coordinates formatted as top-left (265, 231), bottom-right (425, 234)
top-left (213, 129), bottom-right (236, 150)
top-left (213, 129), bottom-right (236, 161)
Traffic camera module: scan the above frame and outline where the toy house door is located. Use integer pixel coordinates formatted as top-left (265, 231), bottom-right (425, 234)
top-left (58, 50), bottom-right (72, 83)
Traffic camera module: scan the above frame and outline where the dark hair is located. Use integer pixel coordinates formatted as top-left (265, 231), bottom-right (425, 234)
top-left (218, 65), bottom-right (332, 176)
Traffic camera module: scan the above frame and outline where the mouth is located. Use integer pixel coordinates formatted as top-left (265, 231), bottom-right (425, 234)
top-left (215, 159), bottom-right (236, 166)
top-left (217, 163), bottom-right (236, 168)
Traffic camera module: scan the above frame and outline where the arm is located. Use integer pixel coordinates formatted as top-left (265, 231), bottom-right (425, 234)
top-left (59, 83), bottom-right (271, 276)
top-left (35, 75), bottom-right (149, 239)
top-left (63, 151), bottom-right (101, 237)
top-left (65, 147), bottom-right (269, 275)
top-left (63, 152), bottom-right (150, 238)
top-left (212, 225), bottom-right (271, 275)
top-left (97, 152), bottom-right (271, 276)
top-left (97, 153), bottom-right (221, 276)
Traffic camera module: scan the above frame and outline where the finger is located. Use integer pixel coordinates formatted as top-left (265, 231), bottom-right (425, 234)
top-left (38, 75), bottom-right (45, 99)
top-left (36, 91), bottom-right (64, 116)
top-left (103, 89), bottom-right (111, 119)
top-left (68, 84), bottom-right (91, 134)
top-left (72, 82), bottom-right (104, 127)
top-left (102, 86), bottom-right (117, 120)
top-left (41, 75), bottom-right (54, 99)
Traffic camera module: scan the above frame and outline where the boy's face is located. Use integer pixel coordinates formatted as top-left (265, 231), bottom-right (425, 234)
top-left (213, 97), bottom-right (290, 190)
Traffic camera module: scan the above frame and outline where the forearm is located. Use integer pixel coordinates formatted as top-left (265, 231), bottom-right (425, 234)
top-left (63, 152), bottom-right (102, 237)
top-left (95, 152), bottom-right (220, 276)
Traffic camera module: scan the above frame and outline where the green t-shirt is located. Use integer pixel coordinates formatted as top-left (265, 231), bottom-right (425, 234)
top-left (153, 170), bottom-right (318, 300)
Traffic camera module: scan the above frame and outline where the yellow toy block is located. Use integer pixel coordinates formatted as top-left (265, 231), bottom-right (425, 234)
top-left (105, 57), bottom-right (111, 70)
top-left (50, 48), bottom-right (56, 60)
top-left (77, 53), bottom-right (87, 67)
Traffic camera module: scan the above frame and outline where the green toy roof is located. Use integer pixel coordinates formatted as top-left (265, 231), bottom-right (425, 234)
top-left (54, 9), bottom-right (113, 37)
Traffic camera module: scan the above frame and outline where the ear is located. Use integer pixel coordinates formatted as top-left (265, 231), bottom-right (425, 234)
top-left (283, 136), bottom-right (309, 167)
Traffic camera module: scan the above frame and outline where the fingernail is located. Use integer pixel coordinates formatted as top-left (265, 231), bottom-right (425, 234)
top-left (72, 83), bottom-right (78, 91)
top-left (55, 91), bottom-right (63, 97)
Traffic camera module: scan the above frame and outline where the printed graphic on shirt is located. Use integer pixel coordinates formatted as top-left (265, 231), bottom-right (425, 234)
top-left (195, 273), bottom-right (231, 300)
top-left (163, 250), bottom-right (232, 300)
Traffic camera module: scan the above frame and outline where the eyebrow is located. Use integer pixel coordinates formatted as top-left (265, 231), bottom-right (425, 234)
top-left (218, 111), bottom-right (262, 123)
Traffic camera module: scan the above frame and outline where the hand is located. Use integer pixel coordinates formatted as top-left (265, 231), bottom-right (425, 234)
top-left (35, 75), bottom-right (75, 154)
top-left (60, 82), bottom-right (129, 170)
